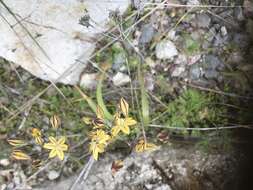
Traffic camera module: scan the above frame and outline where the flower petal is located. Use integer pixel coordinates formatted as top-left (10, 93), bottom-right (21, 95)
top-left (59, 144), bottom-right (68, 151)
top-left (97, 144), bottom-right (105, 153)
top-left (89, 142), bottom-right (96, 153)
top-left (93, 147), bottom-right (99, 160)
top-left (43, 143), bottom-right (55, 150)
top-left (58, 136), bottom-right (66, 144)
top-left (121, 125), bottom-right (130, 135)
top-left (35, 137), bottom-right (44, 145)
top-left (125, 117), bottom-right (137, 126)
top-left (48, 136), bottom-right (57, 144)
top-left (111, 126), bottom-right (121, 137)
top-left (56, 149), bottom-right (64, 160)
top-left (49, 149), bottom-right (57, 158)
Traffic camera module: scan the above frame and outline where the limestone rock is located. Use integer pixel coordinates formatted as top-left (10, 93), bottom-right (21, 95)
top-left (112, 72), bottom-right (131, 86)
top-left (48, 170), bottom-right (60, 181)
top-left (35, 146), bottom-right (239, 190)
top-left (0, 0), bottom-right (130, 84)
top-left (155, 40), bottom-right (178, 60)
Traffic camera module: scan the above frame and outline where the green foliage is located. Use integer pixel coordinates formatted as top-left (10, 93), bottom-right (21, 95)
top-left (166, 89), bottom-right (227, 129)
top-left (183, 35), bottom-right (200, 55)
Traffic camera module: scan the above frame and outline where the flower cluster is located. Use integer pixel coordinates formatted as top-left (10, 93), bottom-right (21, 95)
top-left (7, 115), bottom-right (68, 161)
top-left (86, 98), bottom-right (137, 160)
top-left (8, 98), bottom-right (157, 165)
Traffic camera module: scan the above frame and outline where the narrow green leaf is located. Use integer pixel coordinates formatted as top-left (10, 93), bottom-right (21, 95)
top-left (138, 63), bottom-right (150, 126)
top-left (96, 75), bottom-right (113, 120)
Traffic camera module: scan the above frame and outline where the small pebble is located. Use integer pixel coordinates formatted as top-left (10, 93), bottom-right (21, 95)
top-left (0, 159), bottom-right (10, 167)
top-left (48, 170), bottom-right (60, 180)
top-left (155, 40), bottom-right (178, 60)
top-left (112, 72), bottom-right (131, 86)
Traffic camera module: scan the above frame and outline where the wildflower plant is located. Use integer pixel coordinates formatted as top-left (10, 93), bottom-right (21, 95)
top-left (7, 114), bottom-right (68, 162)
top-left (85, 98), bottom-right (138, 160)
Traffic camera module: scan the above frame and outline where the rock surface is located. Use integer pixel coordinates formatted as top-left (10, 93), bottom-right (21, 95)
top-left (0, 0), bottom-right (130, 84)
top-left (112, 72), bottom-right (131, 86)
top-left (47, 170), bottom-right (60, 181)
top-left (155, 40), bottom-right (178, 60)
top-left (35, 146), bottom-right (240, 190)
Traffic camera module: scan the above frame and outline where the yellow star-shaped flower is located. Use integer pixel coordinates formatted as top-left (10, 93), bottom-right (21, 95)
top-left (111, 116), bottom-right (137, 137)
top-left (89, 129), bottom-right (110, 160)
top-left (43, 136), bottom-right (68, 160)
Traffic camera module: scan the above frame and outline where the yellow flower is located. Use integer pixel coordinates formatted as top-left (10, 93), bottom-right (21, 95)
top-left (89, 129), bottom-right (110, 145)
top-left (135, 139), bottom-right (158, 153)
top-left (89, 129), bottom-right (110, 160)
top-left (31, 128), bottom-right (44, 145)
top-left (50, 115), bottom-right (61, 129)
top-left (89, 141), bottom-right (106, 160)
top-left (11, 150), bottom-right (31, 160)
top-left (43, 136), bottom-right (68, 160)
top-left (111, 116), bottom-right (137, 137)
top-left (7, 139), bottom-right (27, 147)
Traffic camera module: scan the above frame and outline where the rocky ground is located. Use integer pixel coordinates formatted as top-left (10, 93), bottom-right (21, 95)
top-left (1, 0), bottom-right (253, 190)
top-left (35, 145), bottom-right (242, 190)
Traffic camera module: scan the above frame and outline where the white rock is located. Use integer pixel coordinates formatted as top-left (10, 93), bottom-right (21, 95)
top-left (112, 72), bottom-right (131, 86)
top-left (0, 0), bottom-right (130, 84)
top-left (220, 26), bottom-right (228, 37)
top-left (80, 73), bottom-right (98, 89)
top-left (0, 159), bottom-right (10, 167)
top-left (155, 40), bottom-right (178, 60)
top-left (48, 170), bottom-right (60, 180)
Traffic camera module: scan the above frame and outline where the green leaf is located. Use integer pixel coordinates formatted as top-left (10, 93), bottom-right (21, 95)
top-left (138, 63), bottom-right (150, 126)
top-left (96, 74), bottom-right (113, 120)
